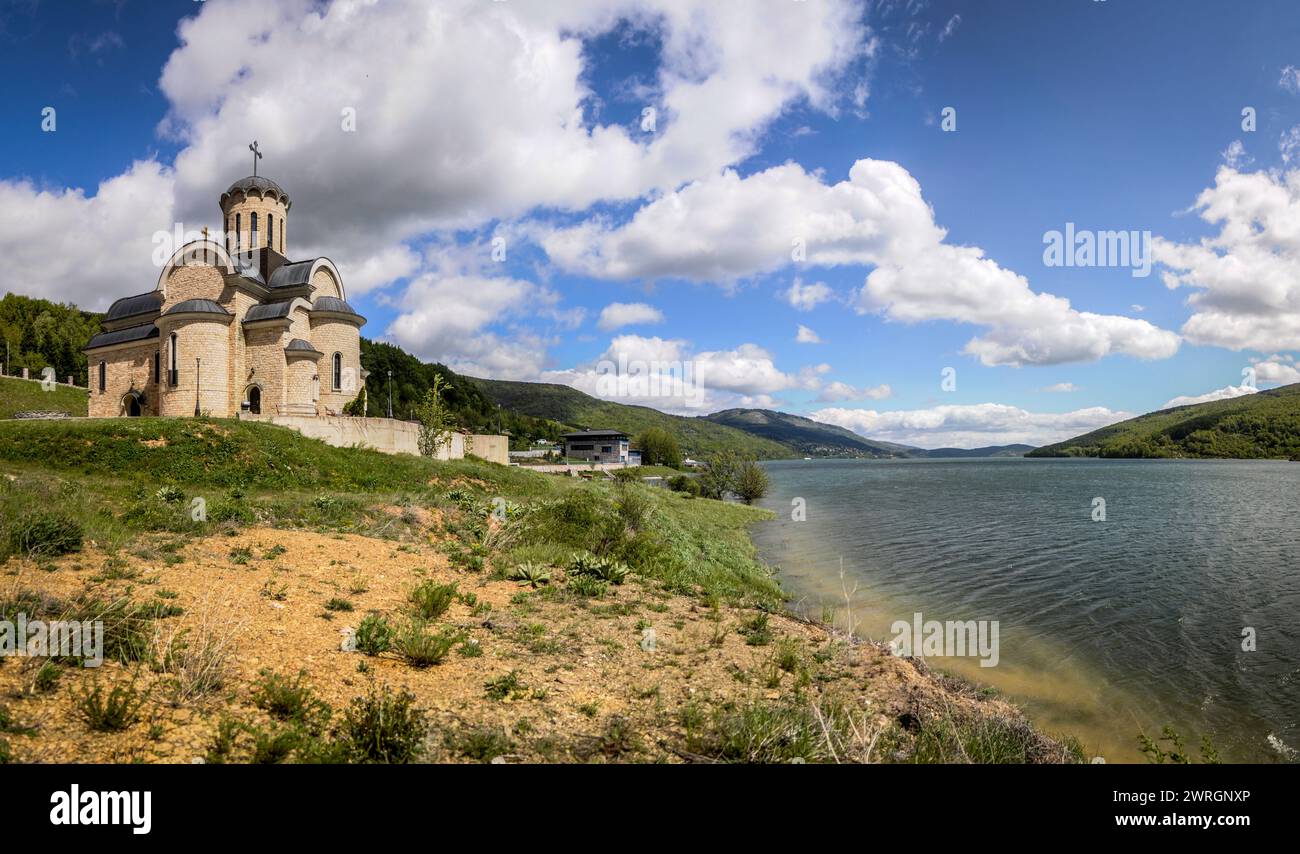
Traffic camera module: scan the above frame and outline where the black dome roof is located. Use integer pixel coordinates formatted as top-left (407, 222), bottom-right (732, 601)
top-left (222, 175), bottom-right (290, 208)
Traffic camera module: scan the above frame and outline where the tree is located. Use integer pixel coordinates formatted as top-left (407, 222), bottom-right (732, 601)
top-left (698, 451), bottom-right (769, 502)
top-left (733, 459), bottom-right (769, 503)
top-left (413, 374), bottom-right (454, 458)
top-left (697, 451), bottom-right (741, 500)
top-left (637, 427), bottom-right (682, 468)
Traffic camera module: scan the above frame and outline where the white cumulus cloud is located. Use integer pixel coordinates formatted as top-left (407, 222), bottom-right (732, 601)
top-left (1160, 384), bottom-right (1257, 410)
top-left (1154, 166), bottom-right (1300, 353)
top-left (538, 158), bottom-right (1179, 366)
top-left (597, 302), bottom-right (665, 331)
top-left (810, 403), bottom-right (1131, 449)
top-left (795, 324), bottom-right (821, 344)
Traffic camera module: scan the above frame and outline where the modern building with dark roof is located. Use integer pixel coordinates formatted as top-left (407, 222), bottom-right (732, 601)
top-left (560, 429), bottom-right (635, 464)
top-left (84, 172), bottom-right (367, 418)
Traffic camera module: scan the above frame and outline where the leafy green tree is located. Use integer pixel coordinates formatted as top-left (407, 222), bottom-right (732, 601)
top-left (698, 451), bottom-right (769, 502)
top-left (637, 427), bottom-right (682, 468)
top-left (413, 375), bottom-right (454, 458)
top-left (697, 451), bottom-right (741, 500)
top-left (733, 459), bottom-right (770, 503)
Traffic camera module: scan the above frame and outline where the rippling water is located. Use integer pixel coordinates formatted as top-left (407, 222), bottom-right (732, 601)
top-left (751, 458), bottom-right (1300, 763)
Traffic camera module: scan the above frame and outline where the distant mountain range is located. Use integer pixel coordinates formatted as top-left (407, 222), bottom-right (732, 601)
top-left (471, 383), bottom-right (1035, 460)
top-left (703, 409), bottom-right (1032, 458)
top-left (1029, 383), bottom-right (1300, 459)
top-left (471, 379), bottom-right (793, 459)
top-left (702, 408), bottom-right (914, 457)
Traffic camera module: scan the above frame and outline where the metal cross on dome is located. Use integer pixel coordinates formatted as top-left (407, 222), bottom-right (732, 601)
top-left (249, 140), bottom-right (262, 177)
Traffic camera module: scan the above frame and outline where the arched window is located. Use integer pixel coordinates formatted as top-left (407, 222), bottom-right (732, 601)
top-left (169, 333), bottom-right (178, 385)
top-left (332, 352), bottom-right (342, 391)
top-left (250, 212), bottom-right (258, 248)
top-left (153, 351), bottom-right (160, 385)
top-left (280, 218), bottom-right (284, 252)
top-left (235, 214), bottom-right (241, 251)
top-left (267, 214), bottom-right (274, 251)
top-left (98, 361), bottom-right (106, 393)
top-left (226, 216), bottom-right (233, 251)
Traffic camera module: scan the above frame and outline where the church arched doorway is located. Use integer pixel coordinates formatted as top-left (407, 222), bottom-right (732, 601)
top-left (121, 392), bottom-right (143, 417)
top-left (246, 385), bottom-right (262, 415)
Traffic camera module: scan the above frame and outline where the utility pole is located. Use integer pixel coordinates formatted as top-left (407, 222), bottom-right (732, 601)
top-left (194, 357), bottom-right (202, 417)
top-left (386, 369), bottom-right (393, 419)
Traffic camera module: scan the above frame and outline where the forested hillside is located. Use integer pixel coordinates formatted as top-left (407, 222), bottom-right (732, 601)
top-left (1028, 384), bottom-right (1300, 459)
top-left (0, 294), bottom-right (102, 386)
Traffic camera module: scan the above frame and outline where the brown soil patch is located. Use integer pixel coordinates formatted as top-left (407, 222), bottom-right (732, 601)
top-left (0, 526), bottom-right (1040, 764)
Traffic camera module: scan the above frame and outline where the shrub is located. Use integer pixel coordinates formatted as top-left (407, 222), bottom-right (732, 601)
top-left (78, 681), bottom-right (145, 732)
top-left (667, 474), bottom-right (701, 496)
top-left (569, 552), bottom-right (629, 584)
top-left (506, 562), bottom-right (551, 588)
top-left (246, 723), bottom-right (300, 764)
top-left (335, 686), bottom-right (426, 764)
top-left (738, 612), bottom-right (773, 646)
top-left (252, 670), bottom-right (331, 733)
top-left (566, 575), bottom-right (608, 598)
top-left (483, 670), bottom-right (528, 701)
top-left (394, 621), bottom-right (459, 667)
top-left (208, 495), bottom-right (255, 525)
top-left (5, 511), bottom-right (83, 558)
top-left (354, 612), bottom-right (393, 656)
top-left (409, 580), bottom-right (456, 620)
top-left (733, 459), bottom-right (770, 503)
top-left (204, 717), bottom-right (241, 764)
top-left (705, 700), bottom-right (829, 763)
top-left (449, 725), bottom-right (514, 762)
top-left (151, 609), bottom-right (238, 704)
top-left (324, 597), bottom-right (354, 613)
top-left (773, 637), bottom-right (803, 673)
top-left (155, 485), bottom-right (185, 503)
top-left (614, 486), bottom-right (652, 530)
top-left (911, 714), bottom-right (1070, 764)
top-left (0, 705), bottom-right (35, 735)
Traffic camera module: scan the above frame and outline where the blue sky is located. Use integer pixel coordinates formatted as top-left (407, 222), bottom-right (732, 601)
top-left (3, 0), bottom-right (1300, 447)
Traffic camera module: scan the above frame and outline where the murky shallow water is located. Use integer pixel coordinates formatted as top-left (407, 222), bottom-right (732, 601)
top-left (751, 458), bottom-right (1300, 763)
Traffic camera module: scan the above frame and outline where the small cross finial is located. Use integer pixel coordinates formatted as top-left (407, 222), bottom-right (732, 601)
top-left (202, 226), bottom-right (209, 239)
top-left (249, 140), bottom-right (262, 177)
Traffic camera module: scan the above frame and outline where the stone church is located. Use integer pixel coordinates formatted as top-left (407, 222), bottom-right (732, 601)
top-left (85, 172), bottom-right (365, 418)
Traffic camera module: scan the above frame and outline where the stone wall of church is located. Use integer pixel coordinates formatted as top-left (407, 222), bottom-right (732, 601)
top-left (310, 267), bottom-right (343, 300)
top-left (88, 342), bottom-right (162, 418)
top-left (161, 265), bottom-right (226, 311)
top-left (243, 325), bottom-right (288, 414)
top-left (289, 305), bottom-right (311, 339)
top-left (310, 318), bottom-right (362, 414)
top-left (227, 290), bottom-right (259, 417)
top-left (157, 318), bottom-right (232, 416)
top-left (284, 354), bottom-right (319, 413)
top-left (221, 193), bottom-right (288, 255)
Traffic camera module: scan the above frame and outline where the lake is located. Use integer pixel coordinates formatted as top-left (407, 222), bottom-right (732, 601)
top-left (751, 458), bottom-right (1300, 763)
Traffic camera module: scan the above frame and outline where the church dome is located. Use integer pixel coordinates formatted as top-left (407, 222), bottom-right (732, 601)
top-left (221, 175), bottom-right (291, 209)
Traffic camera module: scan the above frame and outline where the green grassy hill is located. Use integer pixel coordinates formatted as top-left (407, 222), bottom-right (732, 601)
top-left (0, 375), bottom-right (88, 419)
top-left (472, 378), bottom-right (795, 459)
top-left (0, 416), bottom-right (780, 603)
top-left (1028, 384), bottom-right (1300, 459)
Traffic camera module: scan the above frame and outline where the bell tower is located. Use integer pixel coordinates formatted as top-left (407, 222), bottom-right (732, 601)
top-left (219, 142), bottom-right (291, 277)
